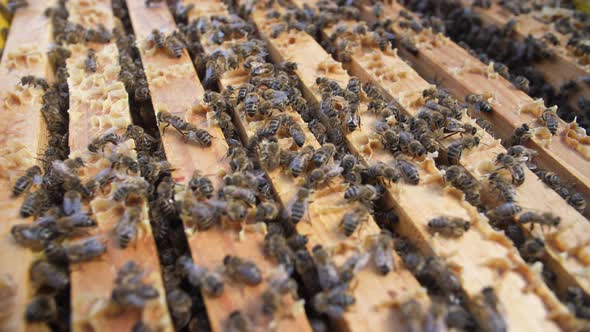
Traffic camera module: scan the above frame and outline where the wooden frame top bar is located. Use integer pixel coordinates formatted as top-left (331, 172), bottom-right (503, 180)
top-left (0, 1), bottom-right (54, 331)
top-left (127, 2), bottom-right (312, 331)
top-left (249, 1), bottom-right (576, 330)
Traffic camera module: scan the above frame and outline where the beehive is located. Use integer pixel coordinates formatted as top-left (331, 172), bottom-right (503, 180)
top-left (1, 1), bottom-right (589, 332)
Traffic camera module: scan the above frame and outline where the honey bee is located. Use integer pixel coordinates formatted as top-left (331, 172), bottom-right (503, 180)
top-left (290, 187), bottom-right (311, 224)
top-left (84, 24), bottom-right (112, 43)
top-left (340, 208), bottom-right (367, 237)
top-left (85, 48), bottom-right (97, 73)
top-left (428, 216), bottom-right (471, 237)
top-left (25, 295), bottom-right (56, 323)
top-left (476, 118), bottom-right (495, 136)
top-left (512, 75), bottom-right (530, 93)
top-left (259, 139), bottom-right (281, 171)
top-left (30, 260), bottom-right (68, 291)
top-left (111, 261), bottom-right (159, 308)
top-left (45, 237), bottom-right (107, 264)
top-left (221, 185), bottom-right (256, 206)
top-left (20, 189), bottom-right (50, 218)
top-left (288, 122), bottom-right (306, 147)
top-left (421, 257), bottom-right (462, 294)
top-left (56, 211), bottom-right (96, 235)
top-left (568, 192), bottom-right (587, 214)
top-left (397, 159), bottom-right (420, 185)
top-left (182, 199), bottom-right (220, 230)
top-left (344, 184), bottom-right (379, 209)
top-left (507, 123), bottom-right (532, 146)
top-left (244, 92), bottom-right (260, 117)
top-left (88, 131), bottom-right (122, 153)
top-left (164, 34), bottom-right (185, 58)
top-left (362, 162), bottom-right (401, 185)
top-left (147, 29), bottom-right (165, 49)
top-left (167, 288), bottom-right (192, 329)
top-left (510, 163), bottom-right (525, 186)
top-left (472, 287), bottom-right (507, 332)
top-left (370, 230), bottom-right (395, 275)
top-left (144, 0), bottom-right (164, 6)
top-left (20, 75), bottom-right (49, 90)
top-left (312, 245), bottom-right (340, 290)
top-left (256, 201), bottom-right (279, 222)
top-left (534, 170), bottom-right (560, 188)
top-left (226, 310), bottom-right (254, 332)
top-left (521, 237), bottom-right (545, 262)
top-left (188, 171), bottom-right (214, 199)
top-left (115, 206), bottom-right (142, 248)
top-left (340, 153), bottom-right (358, 173)
top-left (312, 286), bottom-right (355, 319)
top-left (223, 255), bottom-right (262, 286)
top-left (488, 172), bottom-right (516, 203)
top-left (518, 211), bottom-right (560, 231)
top-left (540, 108), bottom-right (559, 135)
top-left (11, 222), bottom-right (53, 250)
top-left (465, 94), bottom-right (492, 113)
top-left (176, 256), bottom-right (224, 297)
top-left (487, 202), bottom-right (522, 221)
top-left (12, 165), bottom-right (42, 197)
top-left (112, 177), bottom-right (149, 202)
top-left (264, 234), bottom-right (294, 275)
top-left (289, 145), bottom-right (315, 177)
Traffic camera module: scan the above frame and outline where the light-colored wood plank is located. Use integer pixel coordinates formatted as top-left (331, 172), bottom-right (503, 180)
top-left (186, 2), bottom-right (431, 331)
top-left (0, 1), bottom-right (54, 331)
top-left (307, 1), bottom-right (590, 303)
top-left (65, 1), bottom-right (173, 331)
top-left (368, 2), bottom-right (590, 220)
top-left (248, 2), bottom-right (577, 330)
top-left (463, 0), bottom-right (590, 117)
top-left (126, 2), bottom-right (312, 331)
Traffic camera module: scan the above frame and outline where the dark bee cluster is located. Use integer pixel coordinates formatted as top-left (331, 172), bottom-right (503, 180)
top-left (399, 0), bottom-right (590, 132)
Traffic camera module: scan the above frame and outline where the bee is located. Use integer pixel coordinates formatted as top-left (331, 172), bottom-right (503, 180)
top-left (264, 234), bottom-right (294, 275)
top-left (476, 118), bottom-right (495, 136)
top-left (108, 153), bottom-right (138, 173)
top-left (313, 286), bottom-right (355, 319)
top-left (226, 310), bottom-right (254, 332)
top-left (225, 200), bottom-right (248, 222)
top-left (290, 187), bottom-right (311, 224)
top-left (397, 159), bottom-right (420, 185)
top-left (507, 123), bottom-right (532, 146)
top-left (85, 48), bottom-right (97, 73)
top-left (288, 122), bottom-right (306, 147)
top-left (185, 126), bottom-right (212, 147)
top-left (188, 170), bottom-right (214, 199)
top-left (221, 185), bottom-right (256, 206)
top-left (88, 131), bottom-right (122, 153)
top-left (167, 288), bottom-right (192, 329)
top-left (56, 212), bottom-right (96, 234)
top-left (113, 177), bottom-right (149, 202)
top-left (84, 24), bottom-right (112, 43)
top-left (540, 108), bottom-right (559, 135)
top-left (45, 237), bottom-right (107, 264)
top-left (111, 261), bottom-right (159, 308)
top-left (513, 75), bottom-right (530, 93)
top-left (344, 184), bottom-right (379, 208)
top-left (362, 162), bottom-right (401, 185)
top-left (326, 117), bottom-right (344, 147)
top-left (115, 206), bottom-right (142, 248)
top-left (145, 0), bottom-right (164, 6)
top-left (369, 230), bottom-right (394, 275)
top-left (510, 163), bottom-right (525, 186)
top-left (311, 143), bottom-right (336, 167)
top-left (25, 295), bottom-right (57, 323)
top-left (518, 211), bottom-right (561, 231)
top-left (340, 208), bottom-right (367, 237)
top-left (534, 170), bottom-right (560, 188)
top-left (164, 34), bottom-right (185, 58)
top-left (312, 245), bottom-right (340, 290)
top-left (472, 287), bottom-right (507, 332)
top-left (30, 260), bottom-right (68, 291)
top-left (223, 255), bottom-right (262, 286)
top-left (147, 29), bottom-right (165, 50)
top-left (244, 92), bottom-right (259, 117)
top-left (19, 75), bottom-right (49, 90)
top-left (428, 216), bottom-right (471, 237)
top-left (340, 153), bottom-right (358, 173)
top-left (258, 139), bottom-right (281, 171)
top-left (20, 189), bottom-right (50, 218)
top-left (176, 256), bottom-right (224, 297)
top-left (568, 192), bottom-right (587, 214)
top-left (12, 165), bottom-right (42, 197)
top-left (487, 202), bottom-right (522, 221)
top-left (421, 257), bottom-right (462, 294)
top-left (289, 145), bottom-right (315, 177)
top-left (488, 173), bottom-right (516, 203)
top-left (465, 94), bottom-right (492, 112)
top-left (256, 201), bottom-right (279, 222)
top-left (400, 36), bottom-right (419, 55)
top-left (521, 237), bottom-right (545, 262)
top-left (447, 135), bottom-right (480, 165)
